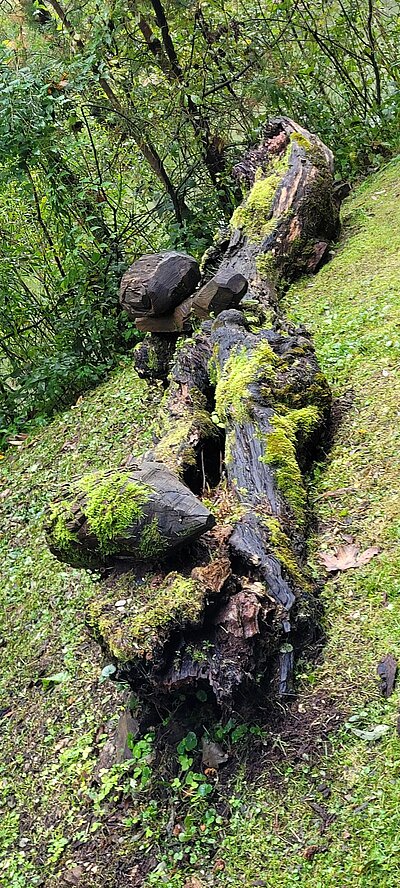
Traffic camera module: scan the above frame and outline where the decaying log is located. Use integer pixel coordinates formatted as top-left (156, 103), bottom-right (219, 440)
top-left (46, 460), bottom-right (215, 566)
top-left (151, 324), bottom-right (221, 485)
top-left (211, 308), bottom-right (331, 610)
top-left (45, 117), bottom-right (343, 709)
top-left (219, 116), bottom-right (340, 305)
top-left (120, 251), bottom-right (200, 318)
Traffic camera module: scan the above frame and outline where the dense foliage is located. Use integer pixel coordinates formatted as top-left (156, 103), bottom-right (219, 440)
top-left (1, 0), bottom-right (400, 442)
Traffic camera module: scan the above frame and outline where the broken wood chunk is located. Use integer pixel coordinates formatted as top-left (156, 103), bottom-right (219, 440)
top-left (191, 268), bottom-right (248, 319)
top-left (377, 654), bottom-right (397, 698)
top-left (120, 250), bottom-right (200, 318)
top-left (45, 460), bottom-right (215, 565)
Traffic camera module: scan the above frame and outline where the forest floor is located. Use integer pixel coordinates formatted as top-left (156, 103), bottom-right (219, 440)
top-left (1, 157), bottom-right (400, 888)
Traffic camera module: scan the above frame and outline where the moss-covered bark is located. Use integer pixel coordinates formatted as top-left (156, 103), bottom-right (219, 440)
top-left (44, 116), bottom-right (339, 708)
top-left (45, 462), bottom-right (215, 566)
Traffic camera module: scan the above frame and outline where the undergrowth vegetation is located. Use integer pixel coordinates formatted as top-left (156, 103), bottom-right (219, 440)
top-left (2, 1), bottom-right (400, 440)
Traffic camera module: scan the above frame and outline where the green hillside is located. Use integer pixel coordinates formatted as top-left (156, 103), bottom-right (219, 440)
top-left (1, 158), bottom-right (400, 887)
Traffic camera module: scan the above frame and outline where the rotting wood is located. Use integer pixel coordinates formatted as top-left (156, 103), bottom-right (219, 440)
top-left (45, 117), bottom-right (344, 708)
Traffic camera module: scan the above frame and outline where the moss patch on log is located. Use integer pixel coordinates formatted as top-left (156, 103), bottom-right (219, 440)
top-left (46, 500), bottom-right (77, 554)
top-left (263, 515), bottom-right (312, 590)
top-left (46, 471), bottom-right (158, 560)
top-left (261, 405), bottom-right (321, 522)
top-left (289, 130), bottom-right (312, 152)
top-left (231, 151), bottom-right (290, 243)
top-left (255, 251), bottom-right (280, 285)
top-left (79, 471), bottom-right (151, 555)
top-left (154, 390), bottom-right (216, 476)
top-left (88, 570), bottom-right (205, 661)
top-left (214, 339), bottom-right (277, 424)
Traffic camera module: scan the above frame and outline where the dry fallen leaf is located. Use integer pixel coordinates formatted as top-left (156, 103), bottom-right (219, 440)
top-left (191, 557), bottom-right (231, 593)
top-left (213, 859), bottom-right (225, 873)
top-left (63, 867), bottom-right (83, 886)
top-left (319, 544), bottom-right (379, 573)
top-left (201, 737), bottom-right (228, 769)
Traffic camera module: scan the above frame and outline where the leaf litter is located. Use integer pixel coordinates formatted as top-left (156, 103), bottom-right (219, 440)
top-left (319, 543), bottom-right (380, 572)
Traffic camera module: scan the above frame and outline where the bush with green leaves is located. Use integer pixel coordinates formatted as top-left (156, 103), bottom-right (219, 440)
top-left (1, 1), bottom-right (400, 442)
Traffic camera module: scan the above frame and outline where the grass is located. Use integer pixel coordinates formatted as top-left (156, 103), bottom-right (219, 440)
top-left (2, 157), bottom-right (400, 888)
top-left (0, 360), bottom-right (162, 887)
top-left (212, 156), bottom-right (400, 887)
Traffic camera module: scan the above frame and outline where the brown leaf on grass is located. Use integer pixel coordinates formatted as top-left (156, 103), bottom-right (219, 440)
top-left (183, 878), bottom-right (204, 888)
top-left (319, 544), bottom-right (380, 573)
top-left (302, 845), bottom-right (328, 860)
top-left (63, 867), bottom-right (83, 886)
top-left (213, 859), bottom-right (225, 873)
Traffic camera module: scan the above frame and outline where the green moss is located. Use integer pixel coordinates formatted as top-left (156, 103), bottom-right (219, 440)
top-left (214, 340), bottom-right (277, 424)
top-left (230, 152), bottom-right (290, 244)
top-left (88, 571), bottom-right (205, 661)
top-left (261, 406), bottom-right (320, 522)
top-left (274, 370), bottom-right (331, 412)
top-left (154, 392), bottom-right (215, 475)
top-left (78, 471), bottom-right (151, 555)
top-left (224, 428), bottom-right (235, 465)
top-left (256, 251), bottom-right (279, 284)
top-left (138, 517), bottom-right (166, 559)
top-left (46, 500), bottom-right (77, 554)
top-left (290, 131), bottom-right (312, 151)
top-left (262, 515), bottom-right (311, 590)
top-left (147, 343), bottom-right (158, 371)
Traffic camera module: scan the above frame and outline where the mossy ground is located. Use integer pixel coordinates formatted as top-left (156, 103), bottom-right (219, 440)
top-left (2, 158), bottom-right (400, 888)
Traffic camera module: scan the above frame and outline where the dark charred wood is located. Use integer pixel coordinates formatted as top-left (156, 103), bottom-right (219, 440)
top-left (192, 269), bottom-right (248, 319)
top-left (45, 118), bottom-right (339, 710)
top-left (133, 334), bottom-right (178, 381)
top-left (151, 323), bottom-right (223, 489)
top-left (46, 460), bottom-right (215, 567)
top-left (119, 251), bottom-right (200, 318)
top-left (135, 268), bottom-right (247, 333)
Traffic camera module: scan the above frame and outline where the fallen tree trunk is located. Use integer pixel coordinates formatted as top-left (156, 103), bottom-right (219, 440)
top-left (45, 117), bottom-right (342, 708)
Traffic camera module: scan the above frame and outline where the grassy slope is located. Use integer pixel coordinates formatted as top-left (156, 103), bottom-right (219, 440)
top-left (217, 158), bottom-right (400, 887)
top-left (2, 158), bottom-right (400, 888)
top-left (0, 362), bottom-right (162, 887)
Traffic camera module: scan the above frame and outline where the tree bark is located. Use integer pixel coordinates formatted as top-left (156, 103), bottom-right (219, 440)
top-left (45, 118), bottom-right (342, 709)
